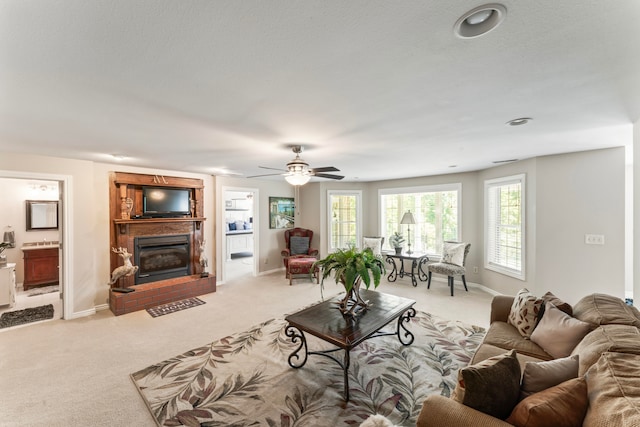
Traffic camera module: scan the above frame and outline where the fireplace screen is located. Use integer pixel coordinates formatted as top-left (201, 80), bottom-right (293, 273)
top-left (135, 234), bottom-right (191, 284)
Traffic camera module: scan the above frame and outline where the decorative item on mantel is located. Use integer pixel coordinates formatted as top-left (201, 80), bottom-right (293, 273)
top-left (313, 246), bottom-right (386, 317)
top-left (109, 247), bottom-right (138, 292)
top-left (121, 197), bottom-right (133, 219)
top-left (198, 240), bottom-right (209, 277)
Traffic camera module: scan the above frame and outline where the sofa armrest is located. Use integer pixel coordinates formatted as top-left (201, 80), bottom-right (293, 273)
top-left (281, 249), bottom-right (291, 257)
top-left (491, 295), bottom-right (515, 324)
top-left (416, 395), bottom-right (513, 427)
top-left (308, 248), bottom-right (319, 257)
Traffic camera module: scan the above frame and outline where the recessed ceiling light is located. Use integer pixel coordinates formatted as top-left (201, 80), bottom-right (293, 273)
top-left (454, 4), bottom-right (507, 39)
top-left (492, 159), bottom-right (519, 164)
top-left (506, 117), bottom-right (532, 126)
top-left (112, 154), bottom-right (126, 160)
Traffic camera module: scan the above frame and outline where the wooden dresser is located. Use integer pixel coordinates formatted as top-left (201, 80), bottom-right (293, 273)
top-left (22, 247), bottom-right (59, 290)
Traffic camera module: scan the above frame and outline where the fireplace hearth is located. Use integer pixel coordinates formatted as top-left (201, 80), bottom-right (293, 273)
top-left (135, 234), bottom-right (191, 284)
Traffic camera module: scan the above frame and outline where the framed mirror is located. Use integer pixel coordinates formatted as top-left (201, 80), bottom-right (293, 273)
top-left (26, 200), bottom-right (59, 231)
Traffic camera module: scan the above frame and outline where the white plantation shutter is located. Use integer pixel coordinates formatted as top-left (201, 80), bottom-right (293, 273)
top-left (485, 174), bottom-right (525, 280)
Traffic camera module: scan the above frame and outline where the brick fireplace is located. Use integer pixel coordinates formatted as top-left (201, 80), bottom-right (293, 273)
top-left (108, 172), bottom-right (216, 316)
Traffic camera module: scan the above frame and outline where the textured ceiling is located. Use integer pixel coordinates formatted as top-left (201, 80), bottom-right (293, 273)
top-left (1, 1), bottom-right (639, 182)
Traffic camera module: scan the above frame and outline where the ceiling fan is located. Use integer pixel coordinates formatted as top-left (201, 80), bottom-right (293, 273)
top-left (247, 145), bottom-right (344, 185)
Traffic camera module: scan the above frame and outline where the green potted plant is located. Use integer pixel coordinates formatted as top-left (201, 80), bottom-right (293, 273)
top-left (389, 231), bottom-right (405, 255)
top-left (313, 246), bottom-right (386, 316)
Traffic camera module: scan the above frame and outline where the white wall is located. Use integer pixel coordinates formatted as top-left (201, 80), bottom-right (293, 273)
top-left (535, 148), bottom-right (625, 303)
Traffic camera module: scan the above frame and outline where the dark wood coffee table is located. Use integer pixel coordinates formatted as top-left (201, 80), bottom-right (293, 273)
top-left (284, 289), bottom-right (416, 401)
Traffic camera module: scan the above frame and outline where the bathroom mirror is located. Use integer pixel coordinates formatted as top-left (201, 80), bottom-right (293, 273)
top-left (26, 200), bottom-right (59, 231)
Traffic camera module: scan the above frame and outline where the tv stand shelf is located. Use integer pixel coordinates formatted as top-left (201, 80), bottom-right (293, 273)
top-left (114, 217), bottom-right (206, 234)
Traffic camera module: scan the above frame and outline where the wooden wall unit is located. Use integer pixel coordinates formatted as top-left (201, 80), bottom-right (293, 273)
top-left (108, 171), bottom-right (215, 315)
top-left (23, 248), bottom-right (59, 290)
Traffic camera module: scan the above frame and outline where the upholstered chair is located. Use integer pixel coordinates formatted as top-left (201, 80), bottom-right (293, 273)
top-left (427, 242), bottom-right (470, 296)
top-left (281, 227), bottom-right (319, 269)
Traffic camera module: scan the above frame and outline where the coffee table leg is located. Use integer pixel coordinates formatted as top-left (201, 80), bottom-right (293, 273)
top-left (396, 307), bottom-right (416, 345)
top-left (285, 325), bottom-right (308, 368)
top-left (385, 256), bottom-right (398, 282)
top-left (343, 350), bottom-right (351, 401)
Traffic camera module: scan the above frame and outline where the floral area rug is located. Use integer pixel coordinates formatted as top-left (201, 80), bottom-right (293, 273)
top-left (130, 310), bottom-right (485, 427)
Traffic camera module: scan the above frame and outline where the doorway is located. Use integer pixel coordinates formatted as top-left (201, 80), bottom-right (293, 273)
top-left (0, 177), bottom-right (65, 328)
top-left (0, 171), bottom-right (71, 329)
top-left (222, 187), bottom-right (258, 283)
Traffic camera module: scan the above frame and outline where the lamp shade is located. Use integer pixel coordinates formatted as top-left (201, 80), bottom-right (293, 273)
top-left (285, 173), bottom-right (311, 186)
top-left (400, 211), bottom-right (415, 225)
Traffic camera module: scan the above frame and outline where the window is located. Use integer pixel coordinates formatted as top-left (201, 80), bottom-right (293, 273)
top-left (328, 191), bottom-right (362, 251)
top-left (379, 184), bottom-right (461, 255)
top-left (485, 174), bottom-right (525, 280)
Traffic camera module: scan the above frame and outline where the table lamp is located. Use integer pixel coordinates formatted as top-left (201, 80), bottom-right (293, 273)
top-left (400, 210), bottom-right (416, 254)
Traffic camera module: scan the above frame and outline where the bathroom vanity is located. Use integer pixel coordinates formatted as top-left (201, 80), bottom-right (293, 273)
top-left (22, 245), bottom-right (59, 290)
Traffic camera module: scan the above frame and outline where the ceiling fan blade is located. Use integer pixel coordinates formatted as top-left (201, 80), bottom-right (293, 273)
top-left (311, 166), bottom-right (339, 173)
top-left (246, 172), bottom-right (284, 178)
top-left (313, 173), bottom-right (344, 180)
top-left (259, 166), bottom-right (287, 172)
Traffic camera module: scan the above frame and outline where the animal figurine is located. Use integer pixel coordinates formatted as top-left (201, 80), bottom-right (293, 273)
top-left (109, 247), bottom-right (139, 285)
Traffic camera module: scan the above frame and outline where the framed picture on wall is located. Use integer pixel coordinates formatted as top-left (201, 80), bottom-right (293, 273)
top-left (269, 197), bottom-right (295, 229)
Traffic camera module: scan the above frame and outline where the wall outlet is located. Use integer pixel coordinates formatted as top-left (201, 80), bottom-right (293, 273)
top-left (473, 266), bottom-right (479, 274)
top-left (585, 234), bottom-right (605, 245)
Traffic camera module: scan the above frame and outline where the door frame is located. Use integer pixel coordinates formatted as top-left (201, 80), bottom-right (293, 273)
top-left (0, 170), bottom-right (73, 319)
top-left (220, 186), bottom-right (259, 283)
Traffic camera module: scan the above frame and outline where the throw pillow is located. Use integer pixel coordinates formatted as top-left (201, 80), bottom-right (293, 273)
top-left (506, 377), bottom-right (588, 427)
top-left (508, 289), bottom-right (544, 339)
top-left (363, 237), bottom-right (383, 256)
top-left (452, 349), bottom-right (521, 420)
top-left (289, 236), bottom-right (310, 255)
top-left (441, 242), bottom-right (466, 266)
top-left (520, 354), bottom-right (579, 399)
top-left (536, 291), bottom-right (573, 323)
top-left (530, 302), bottom-right (591, 358)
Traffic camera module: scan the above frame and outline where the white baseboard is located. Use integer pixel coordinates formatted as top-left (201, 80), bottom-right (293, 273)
top-left (425, 275), bottom-right (502, 296)
top-left (66, 307), bottom-right (97, 319)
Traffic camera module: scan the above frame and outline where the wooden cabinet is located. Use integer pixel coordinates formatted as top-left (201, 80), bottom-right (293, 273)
top-left (226, 232), bottom-right (253, 260)
top-left (23, 247), bottom-right (59, 290)
top-left (0, 263), bottom-right (16, 307)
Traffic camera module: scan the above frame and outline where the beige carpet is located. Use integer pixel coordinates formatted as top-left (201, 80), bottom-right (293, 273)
top-left (0, 269), bottom-right (493, 426)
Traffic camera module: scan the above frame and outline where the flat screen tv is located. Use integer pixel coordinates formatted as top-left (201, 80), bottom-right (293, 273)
top-left (142, 187), bottom-right (191, 217)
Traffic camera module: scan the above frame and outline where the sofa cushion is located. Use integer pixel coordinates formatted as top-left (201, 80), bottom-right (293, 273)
top-left (584, 352), bottom-right (640, 427)
top-left (483, 321), bottom-right (553, 360)
top-left (520, 354), bottom-right (579, 399)
top-left (471, 343), bottom-right (546, 375)
top-left (572, 293), bottom-right (640, 328)
top-left (571, 324), bottom-right (640, 375)
top-left (508, 289), bottom-right (543, 338)
top-left (530, 302), bottom-right (591, 358)
top-left (452, 349), bottom-right (521, 420)
top-left (537, 291), bottom-right (573, 323)
top-left (506, 377), bottom-right (588, 427)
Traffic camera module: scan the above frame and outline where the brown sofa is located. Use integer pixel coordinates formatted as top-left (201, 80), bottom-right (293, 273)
top-left (416, 293), bottom-right (640, 427)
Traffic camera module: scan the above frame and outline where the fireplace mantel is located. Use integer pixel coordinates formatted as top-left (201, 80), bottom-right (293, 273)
top-left (108, 171), bottom-right (216, 316)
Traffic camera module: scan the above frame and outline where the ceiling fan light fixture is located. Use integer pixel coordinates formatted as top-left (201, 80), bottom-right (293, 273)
top-left (454, 4), bottom-right (506, 38)
top-left (285, 173), bottom-right (311, 186)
